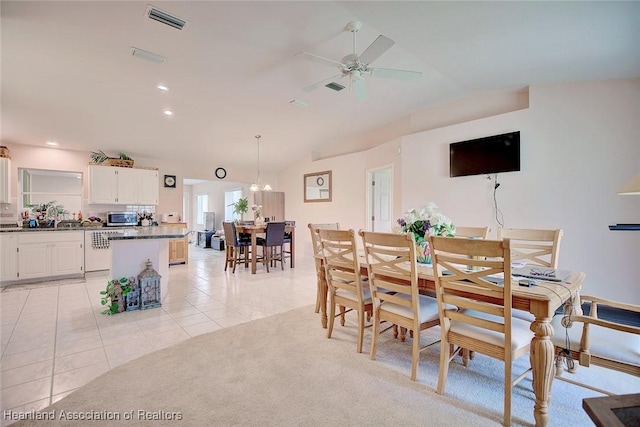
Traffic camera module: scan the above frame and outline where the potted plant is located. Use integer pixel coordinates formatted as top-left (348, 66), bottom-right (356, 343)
top-left (229, 197), bottom-right (248, 222)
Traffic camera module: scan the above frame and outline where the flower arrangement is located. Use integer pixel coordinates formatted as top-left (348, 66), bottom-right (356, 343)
top-left (251, 204), bottom-right (263, 219)
top-left (395, 202), bottom-right (455, 263)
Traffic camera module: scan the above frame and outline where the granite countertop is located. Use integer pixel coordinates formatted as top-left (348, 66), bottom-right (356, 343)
top-left (0, 226), bottom-right (190, 235)
top-left (107, 226), bottom-right (191, 240)
top-left (0, 226), bottom-right (87, 232)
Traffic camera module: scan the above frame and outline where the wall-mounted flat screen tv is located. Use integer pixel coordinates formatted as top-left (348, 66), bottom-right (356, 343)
top-left (449, 131), bottom-right (520, 177)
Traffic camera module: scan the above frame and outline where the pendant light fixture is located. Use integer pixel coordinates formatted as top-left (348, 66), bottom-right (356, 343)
top-left (250, 135), bottom-right (272, 192)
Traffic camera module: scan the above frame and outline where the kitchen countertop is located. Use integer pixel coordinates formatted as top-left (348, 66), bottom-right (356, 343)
top-left (0, 226), bottom-right (189, 234)
top-left (107, 226), bottom-right (190, 240)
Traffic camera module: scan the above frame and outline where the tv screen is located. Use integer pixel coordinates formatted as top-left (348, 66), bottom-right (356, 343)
top-left (449, 131), bottom-right (520, 177)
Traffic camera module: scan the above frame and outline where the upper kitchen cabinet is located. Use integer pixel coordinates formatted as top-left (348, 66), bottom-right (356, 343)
top-left (253, 191), bottom-right (284, 222)
top-left (137, 169), bottom-right (159, 205)
top-left (0, 157), bottom-right (10, 203)
top-left (89, 165), bottom-right (158, 205)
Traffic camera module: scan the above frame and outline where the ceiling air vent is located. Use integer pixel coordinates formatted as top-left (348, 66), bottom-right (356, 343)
top-left (131, 47), bottom-right (166, 64)
top-left (146, 6), bottom-right (187, 30)
top-left (325, 82), bottom-right (345, 92)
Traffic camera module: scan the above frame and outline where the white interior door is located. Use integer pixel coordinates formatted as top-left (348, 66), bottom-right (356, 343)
top-left (368, 167), bottom-right (393, 232)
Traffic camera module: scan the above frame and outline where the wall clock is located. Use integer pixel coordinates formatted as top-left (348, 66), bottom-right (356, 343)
top-left (164, 175), bottom-right (176, 188)
top-left (215, 167), bottom-right (227, 179)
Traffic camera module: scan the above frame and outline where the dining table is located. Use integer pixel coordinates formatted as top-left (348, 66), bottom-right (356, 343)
top-left (317, 259), bottom-right (585, 427)
top-left (235, 223), bottom-right (296, 274)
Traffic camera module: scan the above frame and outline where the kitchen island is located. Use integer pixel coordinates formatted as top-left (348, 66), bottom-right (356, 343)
top-left (107, 226), bottom-right (191, 288)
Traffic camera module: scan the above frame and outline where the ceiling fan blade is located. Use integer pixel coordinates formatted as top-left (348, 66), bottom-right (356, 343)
top-left (296, 51), bottom-right (344, 69)
top-left (370, 67), bottom-right (422, 81)
top-left (358, 35), bottom-right (395, 65)
top-left (352, 77), bottom-right (369, 102)
top-left (302, 74), bottom-right (344, 92)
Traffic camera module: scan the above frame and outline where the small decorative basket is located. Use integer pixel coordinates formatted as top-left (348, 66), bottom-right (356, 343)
top-left (104, 158), bottom-right (134, 168)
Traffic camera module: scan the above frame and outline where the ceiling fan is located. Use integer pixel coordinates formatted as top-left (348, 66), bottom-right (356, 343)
top-left (296, 21), bottom-right (422, 101)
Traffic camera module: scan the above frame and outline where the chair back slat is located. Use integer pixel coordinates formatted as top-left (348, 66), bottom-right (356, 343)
top-left (498, 227), bottom-right (563, 267)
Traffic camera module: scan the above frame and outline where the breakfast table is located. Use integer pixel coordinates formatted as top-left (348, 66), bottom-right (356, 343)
top-left (317, 260), bottom-right (584, 427)
top-left (235, 223), bottom-right (295, 274)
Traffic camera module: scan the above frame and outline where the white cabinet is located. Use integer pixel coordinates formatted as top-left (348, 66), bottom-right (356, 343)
top-left (115, 167), bottom-right (138, 204)
top-left (89, 165), bottom-right (118, 204)
top-left (17, 231), bottom-right (84, 281)
top-left (89, 165), bottom-right (158, 205)
top-left (0, 233), bottom-right (19, 282)
top-left (0, 157), bottom-right (10, 203)
top-left (137, 169), bottom-right (159, 205)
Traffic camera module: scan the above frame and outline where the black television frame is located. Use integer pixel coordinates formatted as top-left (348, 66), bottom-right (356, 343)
top-left (449, 131), bottom-right (520, 177)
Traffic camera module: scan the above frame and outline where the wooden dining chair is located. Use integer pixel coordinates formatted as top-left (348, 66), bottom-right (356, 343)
top-left (260, 222), bottom-right (286, 272)
top-left (552, 295), bottom-right (640, 395)
top-left (454, 225), bottom-right (491, 239)
top-left (429, 235), bottom-right (533, 426)
top-left (318, 229), bottom-right (372, 353)
top-left (498, 227), bottom-right (563, 268)
top-left (222, 221), bottom-right (251, 273)
top-left (308, 222), bottom-right (340, 315)
top-left (359, 230), bottom-right (441, 381)
top-left (498, 227), bottom-right (564, 323)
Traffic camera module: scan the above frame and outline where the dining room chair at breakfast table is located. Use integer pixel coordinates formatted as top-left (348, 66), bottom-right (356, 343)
top-left (359, 230), bottom-right (442, 381)
top-left (222, 221), bottom-right (252, 273)
top-left (260, 221), bottom-right (286, 272)
top-left (429, 235), bottom-right (533, 426)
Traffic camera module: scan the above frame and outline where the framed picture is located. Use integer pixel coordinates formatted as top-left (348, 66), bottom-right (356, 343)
top-left (164, 174), bottom-right (176, 188)
top-left (304, 170), bottom-right (331, 203)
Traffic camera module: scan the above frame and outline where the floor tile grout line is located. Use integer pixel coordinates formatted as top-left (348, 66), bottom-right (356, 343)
top-left (47, 285), bottom-right (62, 407)
top-left (0, 289), bottom-right (30, 360)
top-left (84, 275), bottom-right (114, 372)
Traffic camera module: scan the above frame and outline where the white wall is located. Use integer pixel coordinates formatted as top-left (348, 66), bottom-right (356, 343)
top-left (280, 79), bottom-right (640, 304)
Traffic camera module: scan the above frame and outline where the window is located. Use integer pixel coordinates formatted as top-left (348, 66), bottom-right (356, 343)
top-left (20, 168), bottom-right (82, 217)
top-left (224, 189), bottom-right (243, 222)
top-left (196, 194), bottom-right (208, 225)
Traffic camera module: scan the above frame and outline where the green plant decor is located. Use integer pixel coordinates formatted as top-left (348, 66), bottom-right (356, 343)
top-left (100, 277), bottom-right (133, 315)
top-left (25, 201), bottom-right (66, 217)
top-left (229, 197), bottom-right (249, 219)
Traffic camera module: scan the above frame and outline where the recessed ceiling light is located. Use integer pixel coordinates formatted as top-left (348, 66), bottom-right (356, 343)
top-left (157, 85), bottom-right (169, 91)
top-left (163, 110), bottom-right (174, 116)
top-left (46, 141), bottom-right (58, 146)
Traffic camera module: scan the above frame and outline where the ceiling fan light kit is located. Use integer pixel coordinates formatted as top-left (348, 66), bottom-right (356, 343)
top-left (297, 21), bottom-right (422, 101)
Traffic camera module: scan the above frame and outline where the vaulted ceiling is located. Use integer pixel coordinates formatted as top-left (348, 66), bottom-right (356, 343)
top-left (2, 1), bottom-right (639, 177)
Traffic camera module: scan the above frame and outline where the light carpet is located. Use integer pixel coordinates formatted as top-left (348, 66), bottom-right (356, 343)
top-left (14, 306), bottom-right (639, 426)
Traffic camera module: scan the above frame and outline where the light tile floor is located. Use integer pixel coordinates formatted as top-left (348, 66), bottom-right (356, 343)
top-left (0, 246), bottom-right (318, 425)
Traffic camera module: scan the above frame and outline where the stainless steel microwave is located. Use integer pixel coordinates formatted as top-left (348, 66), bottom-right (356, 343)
top-left (106, 211), bottom-right (137, 227)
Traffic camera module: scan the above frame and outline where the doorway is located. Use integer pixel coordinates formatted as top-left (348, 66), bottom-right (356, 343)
top-left (367, 166), bottom-right (393, 232)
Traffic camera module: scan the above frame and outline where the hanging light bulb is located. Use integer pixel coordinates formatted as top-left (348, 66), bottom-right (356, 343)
top-left (250, 135), bottom-right (271, 191)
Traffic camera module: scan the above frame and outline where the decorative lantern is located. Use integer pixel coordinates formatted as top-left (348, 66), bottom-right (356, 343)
top-left (138, 259), bottom-right (162, 310)
top-left (124, 276), bottom-right (140, 311)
